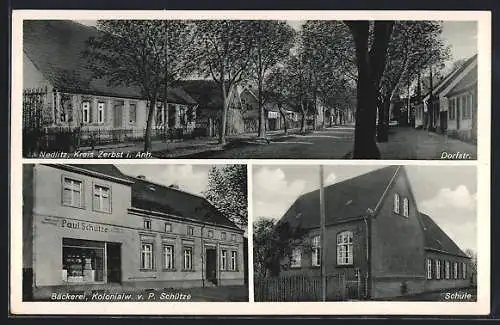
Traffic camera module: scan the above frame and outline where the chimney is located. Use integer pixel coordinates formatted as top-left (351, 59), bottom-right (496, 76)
top-left (137, 175), bottom-right (146, 180)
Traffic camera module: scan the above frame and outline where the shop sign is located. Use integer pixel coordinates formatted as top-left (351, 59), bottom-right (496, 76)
top-left (61, 219), bottom-right (109, 233)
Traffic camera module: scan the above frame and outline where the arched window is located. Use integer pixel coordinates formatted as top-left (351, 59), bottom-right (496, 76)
top-left (336, 231), bottom-right (353, 265)
top-left (403, 197), bottom-right (409, 217)
top-left (393, 193), bottom-right (400, 214)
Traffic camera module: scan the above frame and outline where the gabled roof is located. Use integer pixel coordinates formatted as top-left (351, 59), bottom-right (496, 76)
top-left (423, 54), bottom-right (478, 100)
top-left (55, 164), bottom-right (241, 231)
top-left (418, 212), bottom-right (470, 258)
top-left (23, 20), bottom-right (196, 105)
top-left (278, 166), bottom-right (401, 229)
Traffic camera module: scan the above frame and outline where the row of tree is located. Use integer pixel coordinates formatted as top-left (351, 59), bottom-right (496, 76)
top-left (84, 20), bottom-right (449, 157)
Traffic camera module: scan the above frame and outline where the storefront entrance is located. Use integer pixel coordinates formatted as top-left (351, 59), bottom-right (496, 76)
top-left (62, 238), bottom-right (121, 284)
top-left (106, 242), bottom-right (121, 284)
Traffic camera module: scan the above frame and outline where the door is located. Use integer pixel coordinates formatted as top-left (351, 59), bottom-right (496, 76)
top-left (106, 242), bottom-right (121, 284)
top-left (113, 103), bottom-right (123, 128)
top-left (205, 248), bottom-right (217, 285)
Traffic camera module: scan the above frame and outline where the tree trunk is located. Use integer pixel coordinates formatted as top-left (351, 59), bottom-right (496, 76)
top-left (220, 82), bottom-right (229, 145)
top-left (377, 95), bottom-right (390, 142)
top-left (300, 102), bottom-right (306, 133)
top-left (257, 80), bottom-right (266, 138)
top-left (144, 97), bottom-right (157, 152)
top-left (277, 104), bottom-right (288, 134)
top-left (347, 21), bottom-right (394, 159)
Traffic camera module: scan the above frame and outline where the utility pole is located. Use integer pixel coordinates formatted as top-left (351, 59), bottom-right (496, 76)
top-left (319, 165), bottom-right (326, 302)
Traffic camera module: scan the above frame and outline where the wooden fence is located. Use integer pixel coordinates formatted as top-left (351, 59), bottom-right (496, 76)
top-left (254, 274), bottom-right (349, 302)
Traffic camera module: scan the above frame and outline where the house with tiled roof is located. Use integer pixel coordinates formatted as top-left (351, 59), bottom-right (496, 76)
top-left (415, 55), bottom-right (477, 143)
top-left (277, 166), bottom-right (472, 300)
top-left (22, 164), bottom-right (245, 300)
top-left (23, 20), bottom-right (198, 138)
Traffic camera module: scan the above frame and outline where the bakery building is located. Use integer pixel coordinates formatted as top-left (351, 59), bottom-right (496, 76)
top-left (23, 164), bottom-right (245, 299)
top-left (277, 165), bottom-right (472, 299)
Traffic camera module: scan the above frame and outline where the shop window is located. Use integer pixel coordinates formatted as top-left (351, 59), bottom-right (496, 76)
top-left (290, 248), bottom-right (301, 268)
top-left (220, 250), bottom-right (227, 271)
top-left (62, 238), bottom-right (104, 283)
top-left (164, 223), bottom-right (172, 233)
top-left (312, 235), bottom-right (321, 267)
top-left (337, 231), bottom-right (353, 266)
top-left (62, 177), bottom-right (83, 208)
top-left (93, 184), bottom-right (110, 213)
top-left (163, 245), bottom-right (174, 270)
top-left (183, 247), bottom-right (193, 270)
top-left (231, 251), bottom-right (238, 271)
top-left (144, 219), bottom-right (152, 230)
top-left (141, 243), bottom-right (153, 270)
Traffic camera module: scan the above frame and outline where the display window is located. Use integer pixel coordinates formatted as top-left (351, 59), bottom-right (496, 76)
top-left (62, 238), bottom-right (105, 283)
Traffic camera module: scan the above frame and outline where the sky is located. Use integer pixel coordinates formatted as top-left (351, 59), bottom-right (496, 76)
top-left (116, 164), bottom-right (213, 196)
top-left (252, 165), bottom-right (477, 252)
top-left (75, 20), bottom-right (477, 63)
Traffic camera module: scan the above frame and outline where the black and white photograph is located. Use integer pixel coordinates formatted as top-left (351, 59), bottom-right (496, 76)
top-left (253, 164), bottom-right (477, 301)
top-left (21, 19), bottom-right (478, 160)
top-left (22, 163), bottom-right (249, 302)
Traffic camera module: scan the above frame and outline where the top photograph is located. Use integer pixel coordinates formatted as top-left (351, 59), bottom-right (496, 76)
top-left (20, 17), bottom-right (481, 160)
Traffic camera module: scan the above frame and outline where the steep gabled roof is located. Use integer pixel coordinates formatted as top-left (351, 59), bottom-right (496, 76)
top-left (424, 54), bottom-right (478, 100)
top-left (418, 212), bottom-right (470, 258)
top-left (23, 20), bottom-right (196, 105)
top-left (278, 166), bottom-right (401, 230)
top-left (56, 164), bottom-right (241, 231)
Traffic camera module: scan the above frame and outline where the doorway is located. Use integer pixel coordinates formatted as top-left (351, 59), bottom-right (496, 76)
top-left (106, 242), bottom-right (121, 284)
top-left (205, 248), bottom-right (217, 285)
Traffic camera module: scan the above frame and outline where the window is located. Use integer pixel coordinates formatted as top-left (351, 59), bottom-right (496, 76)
top-left (141, 243), bottom-right (153, 270)
top-left (62, 238), bottom-right (104, 283)
top-left (129, 103), bottom-right (137, 124)
top-left (207, 229), bottom-right (214, 238)
top-left (337, 231), bottom-right (353, 265)
top-left (163, 245), bottom-right (174, 270)
top-left (445, 261), bottom-right (450, 279)
top-left (436, 259), bottom-right (441, 280)
top-left (461, 96), bottom-right (467, 119)
top-left (82, 101), bottom-right (90, 124)
top-left (312, 236), bottom-right (321, 267)
top-left (164, 223), bottom-right (172, 233)
top-left (97, 102), bottom-right (105, 123)
top-left (221, 232), bottom-right (227, 240)
top-left (231, 234), bottom-right (237, 242)
top-left (462, 263), bottom-right (467, 279)
top-left (427, 259), bottom-right (432, 279)
top-left (453, 262), bottom-right (458, 279)
top-left (144, 219), bottom-right (152, 230)
top-left (231, 251), bottom-right (238, 271)
top-left (187, 226), bottom-right (194, 236)
top-left (403, 197), bottom-right (409, 217)
top-left (290, 248), bottom-right (301, 268)
top-left (393, 193), bottom-right (400, 214)
top-left (220, 250), bottom-right (227, 271)
top-left (183, 247), bottom-right (193, 270)
top-left (62, 177), bottom-right (83, 208)
top-left (93, 185), bottom-right (110, 212)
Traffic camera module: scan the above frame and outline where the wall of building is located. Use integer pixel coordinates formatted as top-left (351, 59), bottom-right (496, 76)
top-left (29, 165), bottom-right (244, 290)
top-left (370, 169), bottom-right (427, 298)
top-left (424, 251), bottom-right (472, 292)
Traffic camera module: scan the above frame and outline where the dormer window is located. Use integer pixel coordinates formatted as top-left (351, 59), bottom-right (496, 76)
top-left (393, 193), bottom-right (400, 214)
